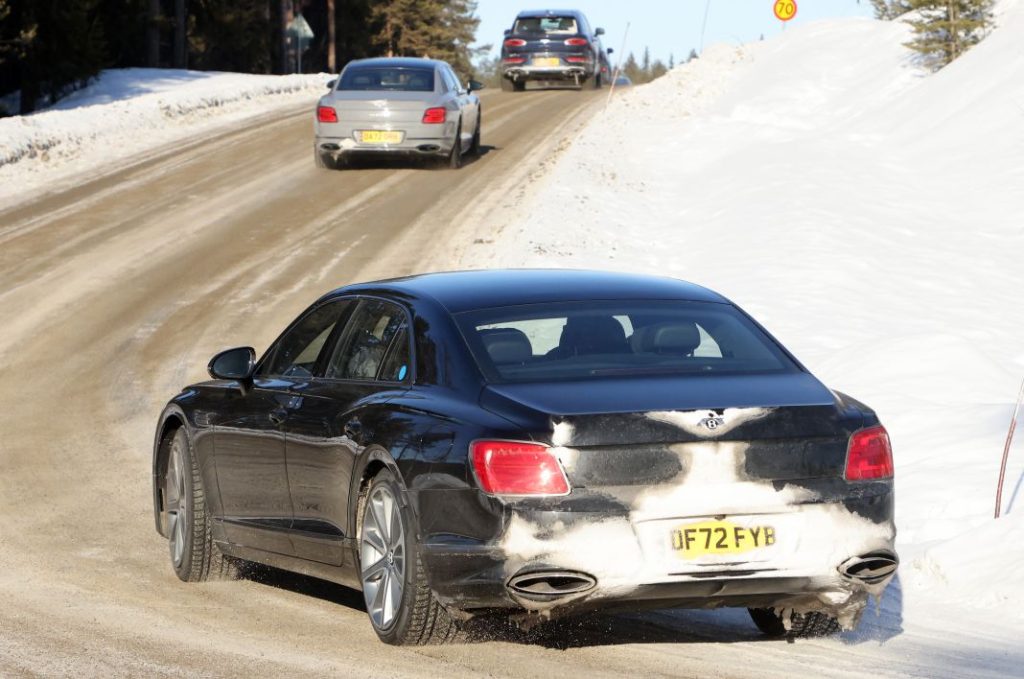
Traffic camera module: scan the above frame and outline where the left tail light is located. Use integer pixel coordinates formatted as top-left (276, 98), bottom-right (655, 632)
top-left (845, 426), bottom-right (894, 481)
top-left (422, 107), bottom-right (446, 124)
top-left (317, 105), bottom-right (338, 123)
top-left (470, 440), bottom-right (570, 496)
top-left (504, 38), bottom-right (527, 48)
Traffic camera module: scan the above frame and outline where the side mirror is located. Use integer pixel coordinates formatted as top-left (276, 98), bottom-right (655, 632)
top-left (326, 79), bottom-right (336, 90)
top-left (467, 79), bottom-right (485, 92)
top-left (606, 48), bottom-right (614, 55)
top-left (595, 27), bottom-right (605, 36)
top-left (503, 28), bottom-right (511, 36)
top-left (208, 346), bottom-right (256, 381)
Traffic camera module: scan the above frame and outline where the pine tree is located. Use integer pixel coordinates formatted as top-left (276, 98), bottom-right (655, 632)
top-left (687, 48), bottom-right (698, 62)
top-left (904, 0), bottom-right (994, 70)
top-left (189, 0), bottom-right (272, 73)
top-left (8, 0), bottom-right (107, 113)
top-left (641, 46), bottom-right (650, 74)
top-left (622, 51), bottom-right (641, 84)
top-left (372, 0), bottom-right (482, 80)
top-left (649, 59), bottom-right (668, 81)
top-left (668, 52), bottom-right (675, 69)
top-left (869, 1), bottom-right (913, 19)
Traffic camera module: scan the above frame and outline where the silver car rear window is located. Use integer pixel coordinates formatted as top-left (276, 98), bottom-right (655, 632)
top-left (513, 17), bottom-right (578, 35)
top-left (339, 66), bottom-right (435, 92)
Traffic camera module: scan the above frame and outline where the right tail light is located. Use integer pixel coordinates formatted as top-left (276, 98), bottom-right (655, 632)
top-left (845, 426), bottom-right (894, 480)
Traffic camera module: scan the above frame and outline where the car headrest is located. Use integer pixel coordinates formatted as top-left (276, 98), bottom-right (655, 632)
top-left (480, 328), bottom-right (532, 364)
top-left (632, 322), bottom-right (702, 355)
top-left (559, 316), bottom-right (629, 355)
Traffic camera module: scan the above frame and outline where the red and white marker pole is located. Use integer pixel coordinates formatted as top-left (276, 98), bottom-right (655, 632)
top-left (995, 376), bottom-right (1024, 518)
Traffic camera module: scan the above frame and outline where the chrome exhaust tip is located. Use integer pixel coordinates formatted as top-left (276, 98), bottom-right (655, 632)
top-left (507, 569), bottom-right (597, 601)
top-left (320, 143), bottom-right (341, 151)
top-left (839, 551), bottom-right (899, 584)
top-left (417, 144), bottom-right (441, 152)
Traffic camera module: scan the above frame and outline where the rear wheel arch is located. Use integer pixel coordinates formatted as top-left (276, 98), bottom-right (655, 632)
top-left (350, 445), bottom-right (412, 536)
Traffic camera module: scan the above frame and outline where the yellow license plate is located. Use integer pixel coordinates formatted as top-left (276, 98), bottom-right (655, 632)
top-left (533, 57), bottom-right (561, 67)
top-left (671, 520), bottom-right (776, 559)
top-left (359, 130), bottom-right (402, 144)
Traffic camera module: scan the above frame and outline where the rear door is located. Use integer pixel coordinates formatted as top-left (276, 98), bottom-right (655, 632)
top-left (283, 298), bottom-right (412, 565)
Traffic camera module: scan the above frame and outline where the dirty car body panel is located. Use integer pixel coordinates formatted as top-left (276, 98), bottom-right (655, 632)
top-left (152, 270), bottom-right (896, 633)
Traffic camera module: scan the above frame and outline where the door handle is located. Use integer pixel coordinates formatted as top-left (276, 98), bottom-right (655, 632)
top-left (269, 407), bottom-right (288, 425)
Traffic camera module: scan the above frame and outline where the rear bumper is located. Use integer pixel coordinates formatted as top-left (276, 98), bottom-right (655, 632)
top-left (503, 65), bottom-right (593, 82)
top-left (419, 495), bottom-right (897, 627)
top-left (315, 133), bottom-right (454, 157)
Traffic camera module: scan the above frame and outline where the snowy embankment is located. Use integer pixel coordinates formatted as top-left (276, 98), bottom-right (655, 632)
top-left (457, 0), bottom-right (1024, 656)
top-left (0, 68), bottom-right (328, 207)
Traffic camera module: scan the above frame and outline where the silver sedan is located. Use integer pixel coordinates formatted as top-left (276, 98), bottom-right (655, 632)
top-left (314, 57), bottom-right (484, 170)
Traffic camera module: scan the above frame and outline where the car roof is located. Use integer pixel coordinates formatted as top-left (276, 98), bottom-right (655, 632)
top-left (344, 57), bottom-right (442, 70)
top-left (329, 269), bottom-right (729, 313)
top-left (515, 9), bottom-right (584, 19)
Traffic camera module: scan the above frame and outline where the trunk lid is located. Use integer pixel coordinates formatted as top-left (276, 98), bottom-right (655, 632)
top-left (480, 372), bottom-right (860, 488)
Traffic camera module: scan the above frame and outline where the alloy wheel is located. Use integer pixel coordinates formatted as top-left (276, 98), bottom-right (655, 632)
top-left (360, 484), bottom-right (406, 630)
top-left (166, 441), bottom-right (188, 568)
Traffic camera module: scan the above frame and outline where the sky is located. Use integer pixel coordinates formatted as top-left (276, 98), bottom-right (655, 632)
top-left (471, 0), bottom-right (875, 65)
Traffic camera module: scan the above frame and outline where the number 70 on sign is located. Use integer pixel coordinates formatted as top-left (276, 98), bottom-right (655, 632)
top-left (774, 0), bottom-right (797, 21)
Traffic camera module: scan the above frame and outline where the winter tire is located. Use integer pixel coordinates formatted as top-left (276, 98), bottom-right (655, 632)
top-left (469, 118), bottom-right (482, 156)
top-left (358, 468), bottom-right (461, 645)
top-left (748, 607), bottom-right (842, 638)
top-left (165, 428), bottom-right (238, 582)
top-left (448, 122), bottom-right (464, 170)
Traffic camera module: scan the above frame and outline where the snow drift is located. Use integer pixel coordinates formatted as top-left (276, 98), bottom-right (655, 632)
top-left (0, 68), bottom-right (328, 207)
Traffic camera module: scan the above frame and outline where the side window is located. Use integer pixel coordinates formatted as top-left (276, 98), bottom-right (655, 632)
top-left (326, 300), bottom-right (408, 381)
top-left (442, 67), bottom-right (461, 93)
top-left (378, 326), bottom-right (411, 382)
top-left (263, 300), bottom-right (348, 378)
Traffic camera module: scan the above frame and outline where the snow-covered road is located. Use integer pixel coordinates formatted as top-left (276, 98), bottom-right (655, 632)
top-left (1, 1), bottom-right (1022, 676)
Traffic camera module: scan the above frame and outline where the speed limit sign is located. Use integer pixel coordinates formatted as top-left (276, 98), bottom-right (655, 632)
top-left (774, 0), bottom-right (797, 21)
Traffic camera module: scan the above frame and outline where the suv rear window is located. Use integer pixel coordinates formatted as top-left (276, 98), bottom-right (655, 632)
top-left (513, 17), bottom-right (578, 35)
top-left (456, 300), bottom-right (798, 383)
top-left (339, 66), bottom-right (435, 92)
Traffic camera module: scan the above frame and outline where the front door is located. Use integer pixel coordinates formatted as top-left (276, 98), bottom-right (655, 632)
top-left (213, 299), bottom-right (349, 556)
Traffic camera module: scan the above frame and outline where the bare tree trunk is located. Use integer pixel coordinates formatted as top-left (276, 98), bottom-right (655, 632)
top-left (147, 0), bottom-right (161, 67)
top-left (279, 0), bottom-right (290, 74)
top-left (173, 0), bottom-right (186, 68)
top-left (327, 0), bottom-right (336, 72)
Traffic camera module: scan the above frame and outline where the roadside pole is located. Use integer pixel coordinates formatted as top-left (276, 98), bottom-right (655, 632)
top-left (605, 22), bottom-right (631, 110)
top-left (994, 376), bottom-right (1024, 518)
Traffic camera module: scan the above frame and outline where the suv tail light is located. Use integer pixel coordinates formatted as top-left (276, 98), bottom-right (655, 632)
top-left (422, 107), bottom-right (446, 124)
top-left (564, 38), bottom-right (589, 46)
top-left (504, 38), bottom-right (527, 48)
top-left (317, 105), bottom-right (338, 123)
top-left (470, 441), bottom-right (570, 496)
top-left (845, 426), bottom-right (894, 480)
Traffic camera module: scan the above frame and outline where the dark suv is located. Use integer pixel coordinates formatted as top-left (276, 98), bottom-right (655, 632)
top-left (500, 9), bottom-right (612, 91)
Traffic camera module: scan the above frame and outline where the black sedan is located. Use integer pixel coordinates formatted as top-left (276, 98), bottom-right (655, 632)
top-left (152, 270), bottom-right (897, 645)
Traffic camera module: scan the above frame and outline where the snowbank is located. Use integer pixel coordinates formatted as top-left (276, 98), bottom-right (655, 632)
top-left (0, 68), bottom-right (329, 207)
top-left (456, 0), bottom-right (1024, 647)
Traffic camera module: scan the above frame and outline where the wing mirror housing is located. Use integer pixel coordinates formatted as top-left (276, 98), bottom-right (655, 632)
top-left (468, 79), bottom-right (485, 92)
top-left (504, 28), bottom-right (511, 36)
top-left (595, 27), bottom-right (605, 36)
top-left (607, 47), bottom-right (614, 55)
top-left (208, 346), bottom-right (256, 381)
top-left (326, 79), bottom-right (337, 89)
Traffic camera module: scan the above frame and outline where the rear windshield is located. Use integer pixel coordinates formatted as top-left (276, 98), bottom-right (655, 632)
top-left (456, 300), bottom-right (799, 383)
top-left (339, 66), bottom-right (435, 92)
top-left (513, 16), bottom-right (578, 35)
